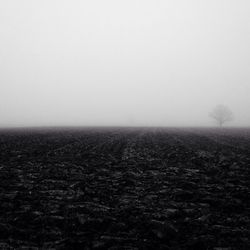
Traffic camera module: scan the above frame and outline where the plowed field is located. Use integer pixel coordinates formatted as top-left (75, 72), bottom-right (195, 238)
top-left (0, 127), bottom-right (250, 249)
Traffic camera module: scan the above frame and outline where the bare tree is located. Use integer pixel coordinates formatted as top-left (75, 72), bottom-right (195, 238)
top-left (210, 105), bottom-right (233, 127)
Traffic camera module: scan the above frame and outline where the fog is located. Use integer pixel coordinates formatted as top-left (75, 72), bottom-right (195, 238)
top-left (0, 0), bottom-right (250, 127)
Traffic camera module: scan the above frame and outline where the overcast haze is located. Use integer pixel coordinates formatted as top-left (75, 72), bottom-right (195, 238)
top-left (0, 0), bottom-right (250, 127)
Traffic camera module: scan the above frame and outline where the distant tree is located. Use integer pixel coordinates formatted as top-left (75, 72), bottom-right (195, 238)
top-left (210, 105), bottom-right (233, 127)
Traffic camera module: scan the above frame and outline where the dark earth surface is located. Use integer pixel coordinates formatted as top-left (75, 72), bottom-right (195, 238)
top-left (0, 127), bottom-right (250, 250)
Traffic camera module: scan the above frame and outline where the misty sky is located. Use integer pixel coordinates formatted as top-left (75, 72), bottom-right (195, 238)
top-left (0, 0), bottom-right (250, 127)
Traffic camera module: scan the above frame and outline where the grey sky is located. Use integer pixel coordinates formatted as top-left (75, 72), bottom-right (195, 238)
top-left (0, 0), bottom-right (250, 127)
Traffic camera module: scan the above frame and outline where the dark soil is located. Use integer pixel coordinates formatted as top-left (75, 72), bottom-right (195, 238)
top-left (0, 127), bottom-right (250, 249)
